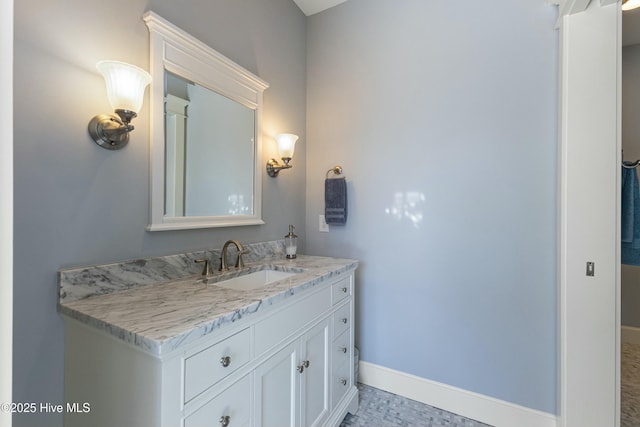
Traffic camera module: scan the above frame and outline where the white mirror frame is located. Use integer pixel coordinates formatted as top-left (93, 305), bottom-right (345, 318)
top-left (144, 11), bottom-right (269, 231)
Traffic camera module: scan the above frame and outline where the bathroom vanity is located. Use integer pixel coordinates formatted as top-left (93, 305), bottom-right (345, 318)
top-left (58, 245), bottom-right (358, 427)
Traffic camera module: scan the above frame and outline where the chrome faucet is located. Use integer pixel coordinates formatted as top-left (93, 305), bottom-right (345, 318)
top-left (219, 240), bottom-right (247, 271)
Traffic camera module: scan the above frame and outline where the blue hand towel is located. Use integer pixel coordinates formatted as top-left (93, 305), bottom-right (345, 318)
top-left (622, 166), bottom-right (637, 243)
top-left (325, 177), bottom-right (347, 225)
top-left (622, 165), bottom-right (640, 265)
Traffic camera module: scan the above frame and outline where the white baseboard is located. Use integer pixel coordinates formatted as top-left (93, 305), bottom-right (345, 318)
top-left (358, 361), bottom-right (558, 427)
top-left (622, 325), bottom-right (640, 345)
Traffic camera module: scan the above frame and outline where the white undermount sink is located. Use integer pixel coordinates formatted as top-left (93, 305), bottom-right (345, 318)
top-left (208, 269), bottom-right (298, 291)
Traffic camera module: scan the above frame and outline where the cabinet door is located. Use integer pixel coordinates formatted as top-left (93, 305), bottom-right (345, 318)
top-left (254, 342), bottom-right (299, 427)
top-left (299, 319), bottom-right (330, 427)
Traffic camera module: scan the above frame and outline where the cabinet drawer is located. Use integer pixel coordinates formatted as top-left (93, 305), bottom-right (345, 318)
top-left (255, 286), bottom-right (331, 356)
top-left (184, 374), bottom-right (251, 427)
top-left (184, 328), bottom-right (251, 403)
top-left (331, 276), bottom-right (352, 305)
top-left (332, 302), bottom-right (351, 338)
top-left (331, 359), bottom-right (351, 410)
top-left (332, 329), bottom-right (351, 365)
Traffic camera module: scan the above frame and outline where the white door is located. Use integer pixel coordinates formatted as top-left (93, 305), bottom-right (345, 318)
top-left (557, 1), bottom-right (620, 426)
top-left (254, 342), bottom-right (299, 427)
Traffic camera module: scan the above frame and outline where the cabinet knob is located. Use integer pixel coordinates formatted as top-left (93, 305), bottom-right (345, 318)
top-left (219, 415), bottom-right (230, 427)
top-left (341, 287), bottom-right (348, 293)
top-left (297, 360), bottom-right (310, 373)
top-left (220, 356), bottom-right (231, 368)
top-left (339, 347), bottom-right (347, 354)
top-left (340, 378), bottom-right (347, 386)
top-left (341, 318), bottom-right (348, 324)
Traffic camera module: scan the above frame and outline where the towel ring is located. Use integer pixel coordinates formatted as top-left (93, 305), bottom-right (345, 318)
top-left (326, 166), bottom-right (343, 179)
top-left (621, 150), bottom-right (640, 169)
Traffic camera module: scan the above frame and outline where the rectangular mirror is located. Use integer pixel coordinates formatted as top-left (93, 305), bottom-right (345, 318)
top-left (164, 72), bottom-right (256, 217)
top-left (144, 11), bottom-right (269, 231)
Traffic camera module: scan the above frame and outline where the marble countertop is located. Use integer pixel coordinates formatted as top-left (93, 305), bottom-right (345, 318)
top-left (59, 255), bottom-right (358, 356)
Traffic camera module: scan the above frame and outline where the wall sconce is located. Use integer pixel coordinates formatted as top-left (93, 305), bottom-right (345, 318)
top-left (88, 60), bottom-right (152, 150)
top-left (623, 0), bottom-right (640, 10)
top-left (267, 133), bottom-right (299, 177)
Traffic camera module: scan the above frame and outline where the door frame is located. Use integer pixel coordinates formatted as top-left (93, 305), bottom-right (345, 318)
top-left (0, 0), bottom-right (14, 426)
top-left (555, 0), bottom-right (621, 426)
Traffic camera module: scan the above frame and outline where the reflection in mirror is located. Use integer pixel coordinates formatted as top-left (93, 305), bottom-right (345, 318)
top-left (164, 71), bottom-right (256, 217)
top-left (144, 11), bottom-right (269, 230)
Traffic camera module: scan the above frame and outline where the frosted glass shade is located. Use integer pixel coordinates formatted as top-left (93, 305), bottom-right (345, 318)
top-left (623, 0), bottom-right (640, 10)
top-left (276, 133), bottom-right (299, 160)
top-left (97, 60), bottom-right (152, 113)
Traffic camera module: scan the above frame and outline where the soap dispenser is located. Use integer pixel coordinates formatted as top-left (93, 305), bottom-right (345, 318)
top-left (285, 225), bottom-right (298, 259)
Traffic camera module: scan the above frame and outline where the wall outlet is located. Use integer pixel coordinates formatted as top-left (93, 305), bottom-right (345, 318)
top-left (319, 215), bottom-right (329, 232)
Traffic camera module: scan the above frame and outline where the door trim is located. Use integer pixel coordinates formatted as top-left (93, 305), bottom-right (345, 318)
top-left (0, 1), bottom-right (13, 426)
top-left (555, 1), bottom-right (621, 426)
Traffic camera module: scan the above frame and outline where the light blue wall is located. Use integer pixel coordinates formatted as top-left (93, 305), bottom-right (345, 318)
top-left (305, 0), bottom-right (559, 414)
top-left (14, 0), bottom-right (560, 422)
top-left (13, 1), bottom-right (306, 426)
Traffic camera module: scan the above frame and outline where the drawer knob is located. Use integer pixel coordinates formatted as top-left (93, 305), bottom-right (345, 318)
top-left (340, 378), bottom-right (347, 386)
top-left (339, 347), bottom-right (347, 354)
top-left (341, 318), bottom-right (348, 324)
top-left (220, 356), bottom-right (231, 368)
top-left (219, 415), bottom-right (230, 427)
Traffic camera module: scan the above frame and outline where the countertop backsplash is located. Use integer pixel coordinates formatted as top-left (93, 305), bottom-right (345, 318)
top-left (58, 239), bottom-right (287, 305)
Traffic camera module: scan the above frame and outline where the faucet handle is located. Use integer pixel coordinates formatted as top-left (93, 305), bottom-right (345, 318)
top-left (235, 249), bottom-right (250, 269)
top-left (195, 258), bottom-right (213, 276)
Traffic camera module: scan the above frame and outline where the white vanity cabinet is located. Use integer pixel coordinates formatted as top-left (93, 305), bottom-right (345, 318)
top-left (63, 269), bottom-right (357, 427)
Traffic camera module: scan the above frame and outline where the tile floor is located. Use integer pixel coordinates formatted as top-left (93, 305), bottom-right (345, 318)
top-left (622, 341), bottom-right (640, 427)
top-left (343, 344), bottom-right (640, 427)
top-left (340, 384), bottom-right (492, 427)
